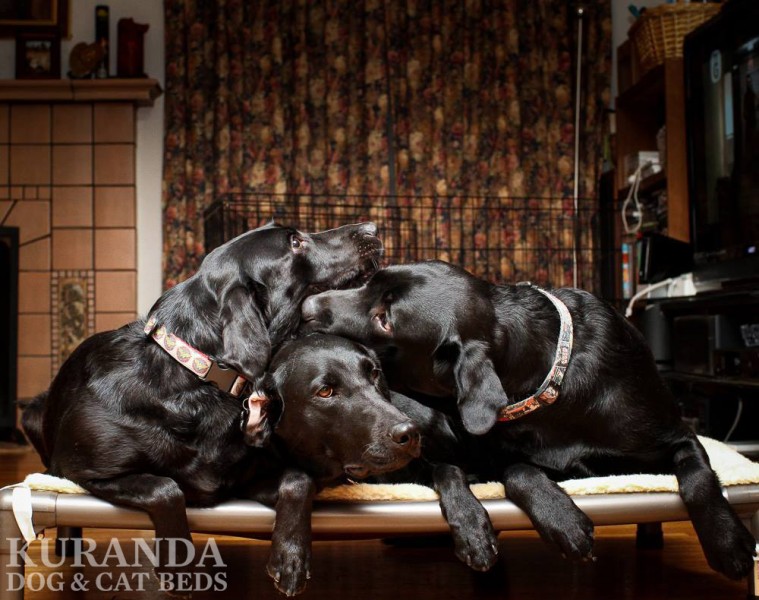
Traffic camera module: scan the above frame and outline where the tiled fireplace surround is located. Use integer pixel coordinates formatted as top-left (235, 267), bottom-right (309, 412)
top-left (1, 98), bottom-right (148, 403)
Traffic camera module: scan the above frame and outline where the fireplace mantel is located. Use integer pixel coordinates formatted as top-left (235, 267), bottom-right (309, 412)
top-left (0, 78), bottom-right (162, 106)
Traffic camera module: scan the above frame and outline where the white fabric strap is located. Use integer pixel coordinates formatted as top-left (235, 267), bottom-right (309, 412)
top-left (12, 486), bottom-right (37, 544)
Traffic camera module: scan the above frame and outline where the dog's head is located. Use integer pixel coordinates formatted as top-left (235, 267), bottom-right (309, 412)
top-left (301, 261), bottom-right (477, 345)
top-left (212, 221), bottom-right (383, 294)
top-left (301, 262), bottom-right (510, 436)
top-left (147, 222), bottom-right (383, 384)
top-left (260, 334), bottom-right (421, 483)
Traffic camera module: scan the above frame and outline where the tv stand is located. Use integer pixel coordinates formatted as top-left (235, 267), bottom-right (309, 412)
top-left (633, 288), bottom-right (759, 457)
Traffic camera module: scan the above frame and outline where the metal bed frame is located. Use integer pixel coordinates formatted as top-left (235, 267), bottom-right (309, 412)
top-left (2, 486), bottom-right (758, 599)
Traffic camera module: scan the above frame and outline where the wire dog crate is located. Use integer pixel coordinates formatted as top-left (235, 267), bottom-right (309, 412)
top-left (204, 194), bottom-right (612, 296)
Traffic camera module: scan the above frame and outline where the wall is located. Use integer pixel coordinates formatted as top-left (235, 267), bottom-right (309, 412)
top-left (0, 0), bottom-right (165, 315)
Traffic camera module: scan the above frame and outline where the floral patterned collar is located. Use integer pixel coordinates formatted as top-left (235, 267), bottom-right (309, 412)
top-left (143, 317), bottom-right (248, 397)
top-left (497, 285), bottom-right (574, 422)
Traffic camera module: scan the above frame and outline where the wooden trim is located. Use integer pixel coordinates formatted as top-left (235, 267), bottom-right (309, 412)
top-left (0, 78), bottom-right (162, 106)
top-left (662, 59), bottom-right (689, 243)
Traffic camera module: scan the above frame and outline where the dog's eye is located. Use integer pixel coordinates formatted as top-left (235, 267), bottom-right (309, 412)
top-left (290, 234), bottom-right (305, 252)
top-left (316, 386), bottom-right (334, 398)
top-left (374, 311), bottom-right (391, 333)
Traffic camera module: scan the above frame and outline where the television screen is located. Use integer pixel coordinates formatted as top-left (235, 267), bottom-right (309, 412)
top-left (735, 39), bottom-right (759, 230)
top-left (686, 0), bottom-right (759, 278)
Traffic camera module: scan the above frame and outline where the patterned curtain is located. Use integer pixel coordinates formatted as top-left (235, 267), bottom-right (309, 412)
top-left (163, 0), bottom-right (611, 286)
top-left (163, 0), bottom-right (393, 286)
top-left (382, 0), bottom-right (611, 285)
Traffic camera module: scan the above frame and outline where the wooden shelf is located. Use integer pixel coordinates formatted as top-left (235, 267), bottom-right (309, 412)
top-left (618, 170), bottom-right (666, 198)
top-left (616, 63), bottom-right (666, 113)
top-left (662, 371), bottom-right (759, 391)
top-left (0, 78), bottom-right (162, 106)
top-left (614, 58), bottom-right (689, 242)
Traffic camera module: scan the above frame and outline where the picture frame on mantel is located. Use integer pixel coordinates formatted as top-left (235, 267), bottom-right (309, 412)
top-left (0, 0), bottom-right (70, 38)
top-left (15, 31), bottom-right (61, 79)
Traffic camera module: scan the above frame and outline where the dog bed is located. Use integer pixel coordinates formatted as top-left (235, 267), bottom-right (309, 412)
top-left (1, 436), bottom-right (758, 600)
top-left (16, 436), bottom-right (759, 502)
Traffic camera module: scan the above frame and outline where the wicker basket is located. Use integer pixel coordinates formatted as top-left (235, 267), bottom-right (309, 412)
top-left (629, 2), bottom-right (721, 76)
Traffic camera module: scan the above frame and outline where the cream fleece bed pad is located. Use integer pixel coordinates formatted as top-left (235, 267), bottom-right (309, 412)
top-left (20, 436), bottom-right (759, 503)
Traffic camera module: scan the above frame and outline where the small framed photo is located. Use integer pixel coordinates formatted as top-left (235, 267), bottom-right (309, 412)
top-left (15, 32), bottom-right (61, 79)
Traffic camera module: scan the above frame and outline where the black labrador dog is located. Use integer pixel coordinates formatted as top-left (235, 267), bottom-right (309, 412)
top-left (242, 333), bottom-right (422, 595)
top-left (301, 260), bottom-right (757, 580)
top-left (25, 332), bottom-right (420, 596)
top-left (21, 222), bottom-right (394, 594)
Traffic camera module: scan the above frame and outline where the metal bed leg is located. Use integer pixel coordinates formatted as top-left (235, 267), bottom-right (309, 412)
top-left (0, 492), bottom-right (25, 600)
top-left (55, 526), bottom-right (82, 558)
top-left (749, 511), bottom-right (759, 600)
top-left (636, 522), bottom-right (663, 549)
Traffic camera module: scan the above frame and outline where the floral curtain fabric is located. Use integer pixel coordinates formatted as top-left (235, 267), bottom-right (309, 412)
top-left (163, 0), bottom-right (611, 287)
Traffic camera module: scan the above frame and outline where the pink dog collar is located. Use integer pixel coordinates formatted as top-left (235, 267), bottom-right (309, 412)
top-left (144, 317), bottom-right (248, 397)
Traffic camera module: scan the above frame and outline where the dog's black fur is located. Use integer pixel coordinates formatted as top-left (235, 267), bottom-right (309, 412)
top-left (21, 223), bottom-right (420, 596)
top-left (245, 334), bottom-right (421, 595)
top-left (302, 260), bottom-right (757, 579)
top-left (383, 393), bottom-right (500, 572)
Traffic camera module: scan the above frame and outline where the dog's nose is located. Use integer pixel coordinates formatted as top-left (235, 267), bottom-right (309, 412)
top-left (359, 222), bottom-right (378, 237)
top-left (390, 421), bottom-right (421, 453)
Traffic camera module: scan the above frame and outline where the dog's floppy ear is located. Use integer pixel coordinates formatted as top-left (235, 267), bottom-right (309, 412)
top-left (219, 285), bottom-right (271, 381)
top-left (451, 338), bottom-right (509, 435)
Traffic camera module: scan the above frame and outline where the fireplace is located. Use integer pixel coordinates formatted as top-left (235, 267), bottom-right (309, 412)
top-left (0, 227), bottom-right (18, 440)
top-left (0, 79), bottom-right (161, 437)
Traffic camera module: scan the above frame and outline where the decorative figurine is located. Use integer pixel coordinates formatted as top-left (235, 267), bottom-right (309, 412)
top-left (117, 18), bottom-right (149, 78)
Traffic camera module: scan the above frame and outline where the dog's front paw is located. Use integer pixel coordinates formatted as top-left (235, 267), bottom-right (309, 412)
top-left (450, 510), bottom-right (500, 571)
top-left (266, 542), bottom-right (311, 596)
top-left (537, 508), bottom-right (595, 561)
top-left (700, 518), bottom-right (756, 580)
top-left (453, 532), bottom-right (499, 572)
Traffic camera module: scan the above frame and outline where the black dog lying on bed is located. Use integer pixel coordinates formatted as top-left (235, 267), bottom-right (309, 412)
top-left (26, 332), bottom-right (420, 596)
top-left (302, 260), bottom-right (757, 580)
top-left (22, 222), bottom-right (412, 595)
top-left (245, 333), bottom-right (422, 595)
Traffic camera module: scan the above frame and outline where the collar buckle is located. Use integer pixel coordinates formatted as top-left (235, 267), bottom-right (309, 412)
top-left (203, 362), bottom-right (243, 394)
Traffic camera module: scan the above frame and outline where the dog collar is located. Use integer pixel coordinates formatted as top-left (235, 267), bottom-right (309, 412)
top-left (143, 317), bottom-right (249, 397)
top-left (497, 285), bottom-right (574, 422)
